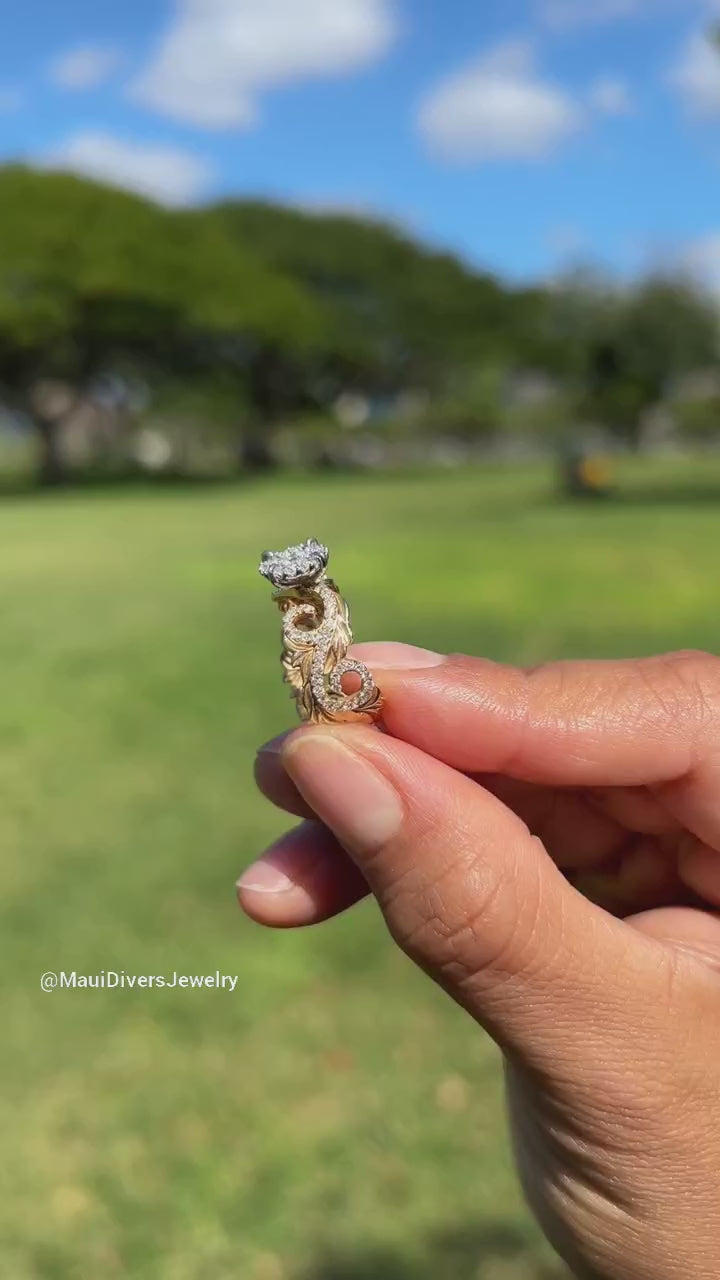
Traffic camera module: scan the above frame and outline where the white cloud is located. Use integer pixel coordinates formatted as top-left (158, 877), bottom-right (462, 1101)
top-left (130, 0), bottom-right (395, 129)
top-left (589, 76), bottom-right (633, 114)
top-left (671, 30), bottom-right (720, 115)
top-left (50, 44), bottom-right (121, 91)
top-left (42, 132), bottom-right (212, 206)
top-left (417, 41), bottom-right (584, 163)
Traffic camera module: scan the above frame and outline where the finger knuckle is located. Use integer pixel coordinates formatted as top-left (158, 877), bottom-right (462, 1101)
top-left (663, 650), bottom-right (720, 717)
top-left (634, 650), bottom-right (720, 742)
top-left (390, 859), bottom-right (505, 977)
top-left (392, 843), bottom-right (547, 998)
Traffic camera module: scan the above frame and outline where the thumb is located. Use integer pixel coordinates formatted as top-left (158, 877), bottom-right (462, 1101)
top-left (281, 725), bottom-right (695, 1085)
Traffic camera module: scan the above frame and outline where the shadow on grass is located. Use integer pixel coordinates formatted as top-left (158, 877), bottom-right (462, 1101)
top-left (0, 470), bottom-right (246, 502)
top-left (299, 1221), bottom-right (567, 1280)
top-left (0, 466), bottom-right (447, 503)
top-left (614, 483), bottom-right (720, 507)
top-left (550, 479), bottom-right (720, 509)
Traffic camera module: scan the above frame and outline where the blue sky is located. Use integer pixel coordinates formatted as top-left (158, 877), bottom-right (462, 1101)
top-left (0, 0), bottom-right (719, 287)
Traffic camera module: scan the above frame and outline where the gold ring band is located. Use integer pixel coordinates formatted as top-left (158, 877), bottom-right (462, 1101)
top-left (259, 538), bottom-right (383, 725)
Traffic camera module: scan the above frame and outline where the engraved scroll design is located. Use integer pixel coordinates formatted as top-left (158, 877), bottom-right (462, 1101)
top-left (274, 578), bottom-right (382, 724)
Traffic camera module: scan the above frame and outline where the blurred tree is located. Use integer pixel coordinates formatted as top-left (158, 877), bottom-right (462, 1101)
top-left (503, 384), bottom-right (576, 447)
top-left (0, 167), bottom-right (322, 482)
top-left (588, 278), bottom-right (719, 445)
top-left (208, 202), bottom-right (514, 404)
top-left (0, 167), bottom-right (717, 486)
top-left (425, 363), bottom-right (506, 442)
top-left (674, 395), bottom-right (720, 444)
top-left (530, 270), bottom-right (719, 446)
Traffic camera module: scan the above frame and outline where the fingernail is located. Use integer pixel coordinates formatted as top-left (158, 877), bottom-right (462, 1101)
top-left (352, 642), bottom-right (445, 670)
top-left (282, 733), bottom-right (403, 855)
top-left (256, 732), bottom-right (290, 757)
top-left (237, 858), bottom-right (295, 894)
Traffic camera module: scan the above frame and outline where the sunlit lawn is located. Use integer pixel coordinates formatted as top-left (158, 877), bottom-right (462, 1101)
top-left (3, 456), bottom-right (720, 1280)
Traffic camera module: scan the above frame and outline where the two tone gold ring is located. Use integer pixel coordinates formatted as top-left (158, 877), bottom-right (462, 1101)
top-left (259, 538), bottom-right (383, 725)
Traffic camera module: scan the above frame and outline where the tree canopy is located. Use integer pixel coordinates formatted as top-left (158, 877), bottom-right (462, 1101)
top-left (210, 200), bottom-right (514, 387)
top-left (0, 165), bottom-right (717, 482)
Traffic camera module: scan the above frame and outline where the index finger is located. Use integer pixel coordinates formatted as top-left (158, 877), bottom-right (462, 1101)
top-left (354, 643), bottom-right (714, 788)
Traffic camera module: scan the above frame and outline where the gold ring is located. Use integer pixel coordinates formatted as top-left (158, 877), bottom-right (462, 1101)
top-left (259, 538), bottom-right (383, 725)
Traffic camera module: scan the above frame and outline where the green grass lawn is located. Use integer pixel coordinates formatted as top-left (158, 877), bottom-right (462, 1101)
top-left (3, 457), bottom-right (720, 1280)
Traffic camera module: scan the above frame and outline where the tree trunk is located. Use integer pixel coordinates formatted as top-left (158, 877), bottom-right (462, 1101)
top-left (35, 416), bottom-right (67, 487)
top-left (25, 380), bottom-right (77, 487)
top-left (238, 427), bottom-right (277, 472)
top-left (240, 346), bottom-right (289, 473)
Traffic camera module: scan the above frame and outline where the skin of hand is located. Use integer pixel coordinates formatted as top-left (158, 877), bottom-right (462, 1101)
top-left (239, 642), bottom-right (720, 1280)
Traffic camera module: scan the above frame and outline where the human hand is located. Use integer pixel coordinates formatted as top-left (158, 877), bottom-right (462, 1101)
top-left (240, 644), bottom-right (720, 1280)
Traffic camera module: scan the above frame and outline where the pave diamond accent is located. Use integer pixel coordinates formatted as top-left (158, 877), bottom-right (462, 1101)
top-left (260, 538), bottom-right (382, 723)
top-left (259, 538), bottom-right (329, 589)
top-left (325, 658), bottom-right (375, 711)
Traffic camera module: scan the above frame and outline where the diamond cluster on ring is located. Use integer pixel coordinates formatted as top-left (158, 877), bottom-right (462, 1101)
top-left (259, 538), bottom-right (329, 589)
